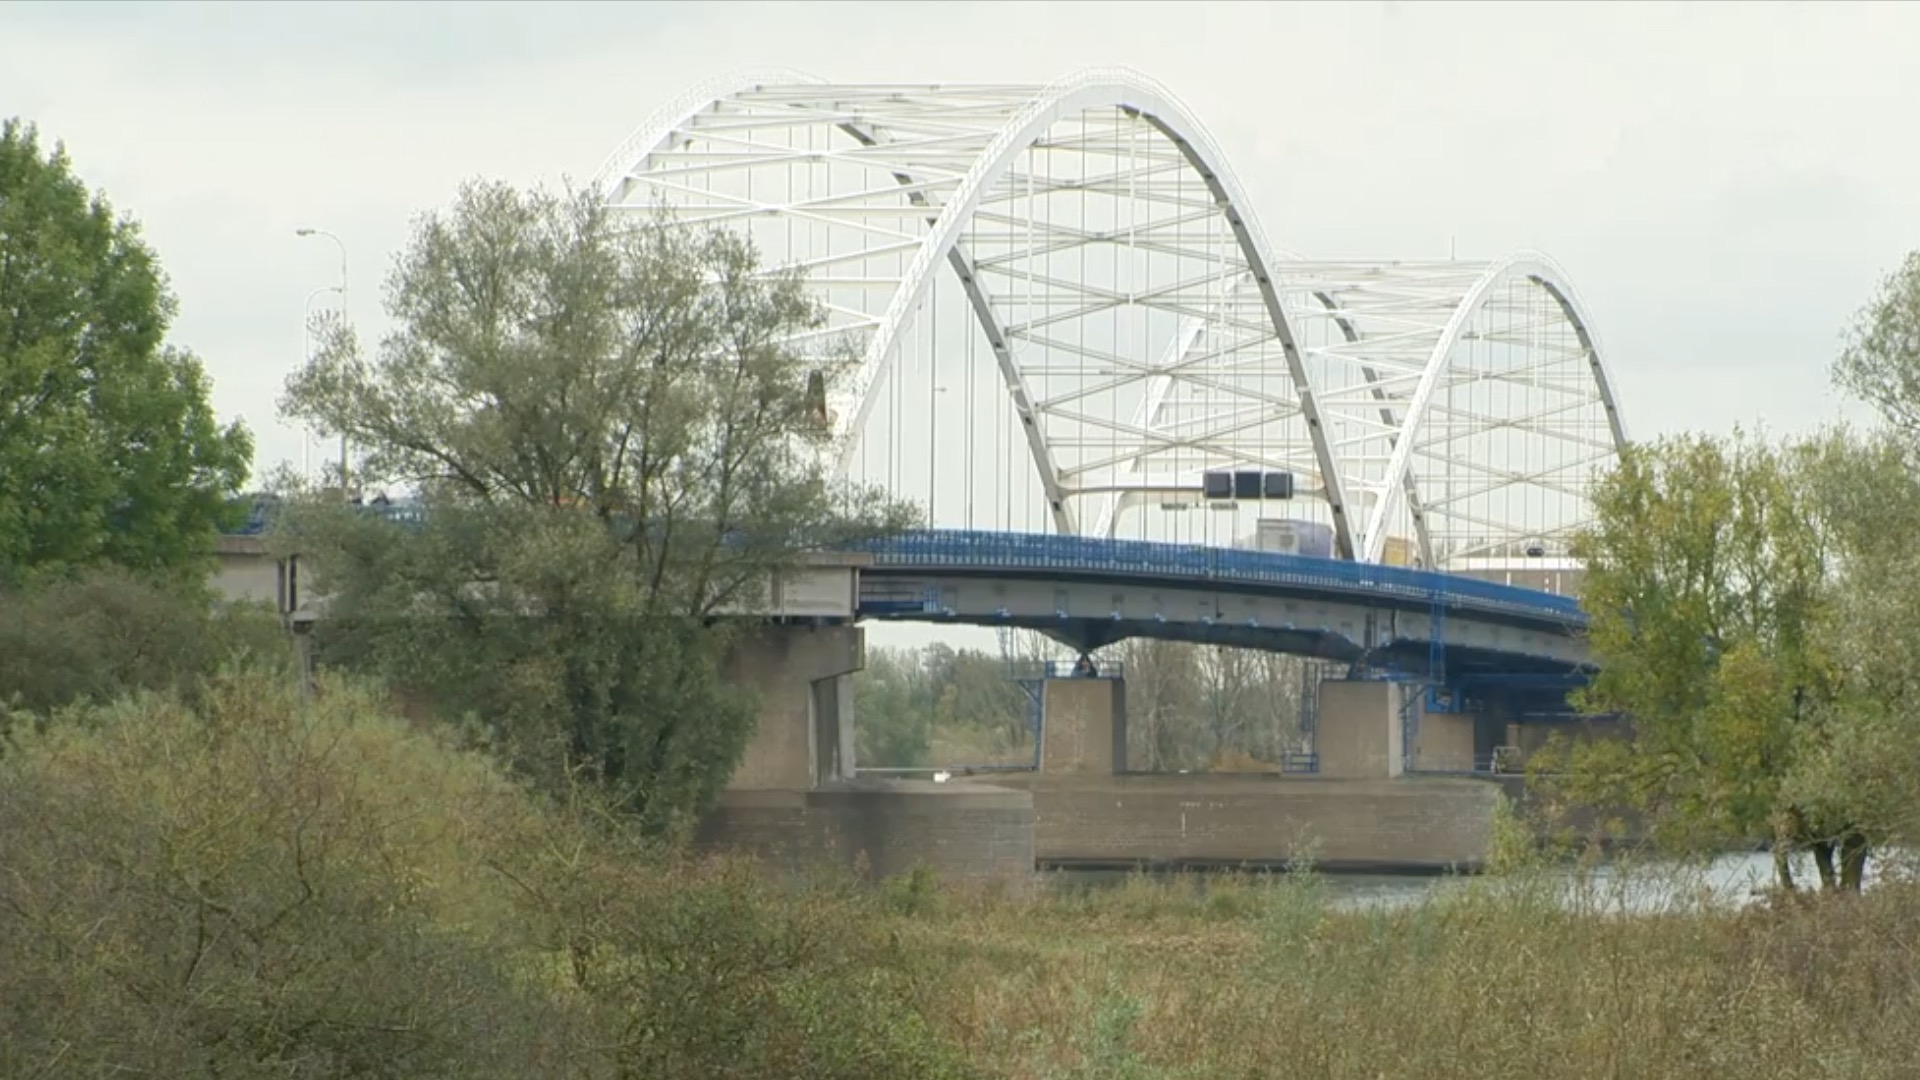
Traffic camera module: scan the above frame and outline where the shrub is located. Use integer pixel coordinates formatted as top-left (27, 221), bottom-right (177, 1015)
top-left (0, 667), bottom-right (975, 1079)
top-left (0, 567), bottom-right (287, 718)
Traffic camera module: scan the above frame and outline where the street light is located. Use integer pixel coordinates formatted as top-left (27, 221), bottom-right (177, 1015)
top-left (295, 228), bottom-right (350, 493)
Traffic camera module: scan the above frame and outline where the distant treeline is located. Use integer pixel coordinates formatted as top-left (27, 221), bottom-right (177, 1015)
top-left (854, 636), bottom-right (1331, 772)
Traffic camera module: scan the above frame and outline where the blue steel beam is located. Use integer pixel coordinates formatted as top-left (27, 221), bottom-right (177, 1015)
top-left (851, 530), bottom-right (1585, 629)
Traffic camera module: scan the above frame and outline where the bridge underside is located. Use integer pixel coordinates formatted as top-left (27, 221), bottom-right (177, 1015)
top-left (858, 568), bottom-right (1590, 677)
top-left (861, 610), bottom-right (1585, 681)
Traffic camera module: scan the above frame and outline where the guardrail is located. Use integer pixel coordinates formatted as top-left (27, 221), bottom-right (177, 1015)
top-left (855, 530), bottom-right (1586, 627)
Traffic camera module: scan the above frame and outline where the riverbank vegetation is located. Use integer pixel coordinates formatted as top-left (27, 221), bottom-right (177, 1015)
top-left (5, 666), bottom-right (1920, 1079)
top-left (1534, 251), bottom-right (1920, 894)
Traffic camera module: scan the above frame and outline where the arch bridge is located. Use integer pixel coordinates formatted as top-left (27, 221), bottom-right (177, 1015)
top-left (595, 68), bottom-right (1629, 579)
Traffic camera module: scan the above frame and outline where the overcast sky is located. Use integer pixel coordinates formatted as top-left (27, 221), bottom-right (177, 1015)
top-left (5, 0), bottom-right (1915, 489)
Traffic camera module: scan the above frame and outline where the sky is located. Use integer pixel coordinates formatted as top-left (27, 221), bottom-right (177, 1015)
top-left (4, 0), bottom-right (1917, 653)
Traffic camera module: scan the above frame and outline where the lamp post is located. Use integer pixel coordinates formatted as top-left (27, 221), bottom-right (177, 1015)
top-left (295, 228), bottom-right (350, 493)
top-left (300, 285), bottom-right (341, 482)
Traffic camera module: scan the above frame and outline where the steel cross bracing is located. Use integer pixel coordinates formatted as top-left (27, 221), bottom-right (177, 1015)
top-left (593, 69), bottom-right (1630, 569)
top-left (594, 68), bottom-right (1354, 554)
top-left (1272, 255), bottom-right (1627, 568)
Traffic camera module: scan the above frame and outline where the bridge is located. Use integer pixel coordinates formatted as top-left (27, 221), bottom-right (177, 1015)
top-left (855, 529), bottom-right (1588, 676)
top-left (231, 67), bottom-right (1632, 880)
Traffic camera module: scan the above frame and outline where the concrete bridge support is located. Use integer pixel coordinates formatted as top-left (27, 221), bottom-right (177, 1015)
top-left (721, 624), bottom-right (865, 790)
top-left (1315, 679), bottom-right (1407, 778)
top-left (702, 622), bottom-right (1038, 885)
top-left (1038, 676), bottom-right (1128, 774)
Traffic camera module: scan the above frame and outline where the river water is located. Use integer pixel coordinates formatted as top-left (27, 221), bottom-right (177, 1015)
top-left (1050, 850), bottom-right (1897, 913)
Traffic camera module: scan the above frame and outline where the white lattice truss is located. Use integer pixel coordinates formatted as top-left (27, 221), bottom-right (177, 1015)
top-left (594, 68), bottom-right (1629, 568)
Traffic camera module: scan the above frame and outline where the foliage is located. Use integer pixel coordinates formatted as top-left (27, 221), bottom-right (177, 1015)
top-left (1557, 422), bottom-right (1920, 892)
top-left (1833, 250), bottom-right (1920, 436)
top-left (1778, 429), bottom-right (1920, 884)
top-left (853, 636), bottom-right (1320, 772)
top-left (854, 646), bottom-right (944, 767)
top-left (276, 180), bottom-right (914, 837)
top-left (0, 671), bottom-right (554, 1078)
top-left (0, 668), bottom-right (976, 1079)
top-left (1113, 639), bottom-right (1316, 772)
top-left (1552, 430), bottom-right (1861, 885)
top-left (0, 567), bottom-right (286, 727)
top-left (0, 118), bottom-right (253, 583)
top-left (1544, 252), bottom-right (1920, 891)
top-left (880, 864), bottom-right (1920, 1079)
top-left (11, 663), bottom-right (1920, 1078)
top-left (855, 643), bottom-right (1032, 767)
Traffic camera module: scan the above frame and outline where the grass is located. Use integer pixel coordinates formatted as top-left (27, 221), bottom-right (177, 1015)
top-left (5, 668), bottom-right (1918, 1079)
top-left (887, 867), bottom-right (1920, 1079)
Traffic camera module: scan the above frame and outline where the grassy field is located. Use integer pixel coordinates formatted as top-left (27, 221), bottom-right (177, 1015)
top-left (5, 671), bottom-right (1918, 1079)
top-left (872, 866), bottom-right (1920, 1079)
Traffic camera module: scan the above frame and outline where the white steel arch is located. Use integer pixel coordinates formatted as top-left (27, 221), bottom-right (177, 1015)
top-left (1276, 253), bottom-right (1628, 568)
top-left (594, 68), bottom-right (1358, 556)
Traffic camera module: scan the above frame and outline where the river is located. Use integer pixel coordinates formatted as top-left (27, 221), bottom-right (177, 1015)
top-left (1048, 850), bottom-right (1896, 913)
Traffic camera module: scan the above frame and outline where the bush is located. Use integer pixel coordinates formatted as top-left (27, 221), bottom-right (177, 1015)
top-left (0, 671), bottom-right (552, 1077)
top-left (0, 667), bottom-right (974, 1079)
top-left (0, 566), bottom-right (287, 717)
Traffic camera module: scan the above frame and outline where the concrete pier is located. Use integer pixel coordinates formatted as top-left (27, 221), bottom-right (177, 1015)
top-left (704, 623), bottom-right (1037, 885)
top-left (1037, 676), bottom-right (1128, 775)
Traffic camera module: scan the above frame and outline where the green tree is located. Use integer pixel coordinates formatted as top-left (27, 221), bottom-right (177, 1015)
top-left (1780, 429), bottom-right (1920, 888)
top-left (277, 180), bottom-right (912, 838)
top-left (0, 118), bottom-right (253, 583)
top-left (1833, 250), bottom-right (1920, 437)
top-left (855, 646), bottom-right (936, 767)
top-left (1552, 431), bottom-right (1861, 889)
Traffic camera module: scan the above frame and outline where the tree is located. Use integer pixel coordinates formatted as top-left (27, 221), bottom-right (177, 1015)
top-left (1197, 645), bottom-right (1260, 765)
top-left (1556, 252), bottom-right (1920, 893)
top-left (1114, 637), bottom-right (1203, 771)
top-left (1550, 431), bottom-right (1854, 888)
top-left (1779, 429), bottom-right (1920, 888)
top-left (854, 647), bottom-right (936, 767)
top-left (0, 119), bottom-right (253, 583)
top-left (1833, 250), bottom-right (1920, 437)
top-left (276, 180), bottom-right (912, 838)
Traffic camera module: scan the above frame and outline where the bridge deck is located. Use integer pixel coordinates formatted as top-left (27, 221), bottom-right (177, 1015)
top-left (855, 531), bottom-right (1586, 629)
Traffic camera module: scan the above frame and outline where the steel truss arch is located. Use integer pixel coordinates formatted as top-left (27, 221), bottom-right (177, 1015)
top-left (595, 68), bottom-right (1357, 555)
top-left (1276, 253), bottom-right (1627, 569)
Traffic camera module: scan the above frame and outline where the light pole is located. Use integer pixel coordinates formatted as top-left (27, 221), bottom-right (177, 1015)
top-left (301, 285), bottom-right (341, 482)
top-left (295, 228), bottom-right (350, 493)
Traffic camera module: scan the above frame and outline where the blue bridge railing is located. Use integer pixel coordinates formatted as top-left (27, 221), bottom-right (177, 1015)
top-left (852, 530), bottom-right (1586, 627)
